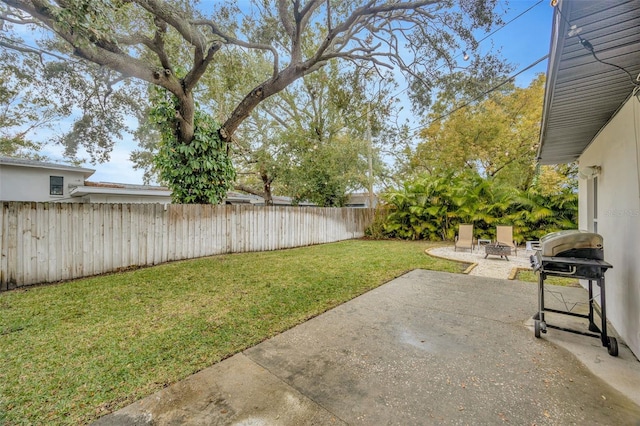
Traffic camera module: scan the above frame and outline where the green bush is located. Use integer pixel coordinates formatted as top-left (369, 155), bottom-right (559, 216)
top-left (376, 171), bottom-right (577, 242)
top-left (364, 206), bottom-right (391, 239)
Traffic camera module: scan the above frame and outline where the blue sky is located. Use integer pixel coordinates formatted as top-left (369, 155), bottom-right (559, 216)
top-left (43, 0), bottom-right (555, 184)
top-left (493, 0), bottom-right (553, 86)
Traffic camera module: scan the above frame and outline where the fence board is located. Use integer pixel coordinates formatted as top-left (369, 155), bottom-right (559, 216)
top-left (0, 202), bottom-right (373, 289)
top-left (0, 203), bottom-right (5, 289)
top-left (47, 203), bottom-right (58, 283)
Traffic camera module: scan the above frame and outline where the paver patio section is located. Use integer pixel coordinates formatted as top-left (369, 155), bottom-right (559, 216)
top-left (427, 244), bottom-right (533, 279)
top-left (95, 270), bottom-right (640, 425)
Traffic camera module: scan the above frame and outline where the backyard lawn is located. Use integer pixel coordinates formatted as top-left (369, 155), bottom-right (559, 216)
top-left (0, 239), bottom-right (466, 425)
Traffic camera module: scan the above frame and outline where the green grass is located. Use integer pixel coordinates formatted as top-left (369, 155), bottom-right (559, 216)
top-left (515, 269), bottom-right (580, 287)
top-left (0, 239), bottom-right (465, 425)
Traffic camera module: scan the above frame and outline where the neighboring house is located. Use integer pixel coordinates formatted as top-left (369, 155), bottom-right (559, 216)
top-left (345, 192), bottom-right (378, 208)
top-left (0, 156), bottom-right (94, 202)
top-left (538, 1), bottom-right (640, 359)
top-left (69, 181), bottom-right (172, 204)
top-left (0, 156), bottom-right (171, 203)
top-left (0, 156), bottom-right (318, 206)
top-left (270, 195), bottom-right (316, 207)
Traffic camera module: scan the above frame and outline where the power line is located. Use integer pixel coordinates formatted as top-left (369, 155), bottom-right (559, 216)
top-left (409, 54), bottom-right (550, 135)
top-left (387, 0), bottom-right (545, 103)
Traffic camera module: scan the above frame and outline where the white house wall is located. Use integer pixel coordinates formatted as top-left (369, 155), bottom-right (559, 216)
top-left (579, 96), bottom-right (640, 360)
top-left (0, 165), bottom-right (86, 202)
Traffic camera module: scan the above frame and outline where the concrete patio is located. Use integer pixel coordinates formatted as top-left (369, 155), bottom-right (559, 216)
top-left (94, 269), bottom-right (640, 425)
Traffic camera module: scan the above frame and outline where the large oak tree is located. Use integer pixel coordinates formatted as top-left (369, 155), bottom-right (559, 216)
top-left (1, 0), bottom-right (503, 202)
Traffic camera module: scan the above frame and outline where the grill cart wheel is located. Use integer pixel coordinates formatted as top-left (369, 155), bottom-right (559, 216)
top-left (608, 337), bottom-right (618, 357)
top-left (534, 320), bottom-right (546, 338)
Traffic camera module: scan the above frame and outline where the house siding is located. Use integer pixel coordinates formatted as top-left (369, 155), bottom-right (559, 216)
top-left (579, 97), bottom-right (640, 360)
top-left (0, 164), bottom-right (86, 202)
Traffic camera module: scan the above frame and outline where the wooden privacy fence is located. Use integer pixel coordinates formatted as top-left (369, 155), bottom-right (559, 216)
top-left (0, 202), bottom-right (374, 290)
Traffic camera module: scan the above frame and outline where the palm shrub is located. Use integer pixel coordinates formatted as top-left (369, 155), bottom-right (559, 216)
top-left (506, 185), bottom-right (578, 242)
top-left (449, 172), bottom-right (515, 240)
top-left (377, 171), bottom-right (577, 242)
top-left (383, 174), bottom-right (456, 240)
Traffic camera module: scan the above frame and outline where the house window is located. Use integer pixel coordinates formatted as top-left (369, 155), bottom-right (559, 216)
top-left (50, 176), bottom-right (64, 195)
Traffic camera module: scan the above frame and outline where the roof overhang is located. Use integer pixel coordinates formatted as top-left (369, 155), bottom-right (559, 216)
top-left (0, 156), bottom-right (95, 179)
top-left (537, 0), bottom-right (640, 165)
top-left (69, 186), bottom-right (172, 198)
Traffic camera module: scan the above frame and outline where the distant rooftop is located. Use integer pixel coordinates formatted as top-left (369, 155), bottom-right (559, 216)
top-left (84, 181), bottom-right (169, 191)
top-left (0, 156), bottom-right (95, 178)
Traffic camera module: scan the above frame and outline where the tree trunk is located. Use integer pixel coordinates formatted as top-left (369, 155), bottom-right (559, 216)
top-left (261, 171), bottom-right (273, 206)
top-left (175, 90), bottom-right (195, 143)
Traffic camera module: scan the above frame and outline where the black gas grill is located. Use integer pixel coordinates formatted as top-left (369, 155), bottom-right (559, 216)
top-left (530, 230), bottom-right (617, 356)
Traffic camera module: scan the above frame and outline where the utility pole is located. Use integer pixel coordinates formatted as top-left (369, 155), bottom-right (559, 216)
top-left (366, 103), bottom-right (374, 208)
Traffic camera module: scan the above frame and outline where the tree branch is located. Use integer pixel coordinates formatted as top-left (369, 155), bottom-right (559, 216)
top-left (0, 10), bottom-right (37, 24)
top-left (277, 0), bottom-right (294, 38)
top-left (184, 41), bottom-right (221, 92)
top-left (191, 18), bottom-right (280, 78)
top-left (234, 183), bottom-right (265, 199)
top-left (0, 39), bottom-right (41, 56)
top-left (134, 0), bottom-right (208, 52)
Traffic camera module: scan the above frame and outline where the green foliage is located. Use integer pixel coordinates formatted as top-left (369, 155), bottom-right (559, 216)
top-left (0, 44), bottom-right (55, 158)
top-left (507, 181), bottom-right (578, 241)
top-left (280, 132), bottom-right (367, 207)
top-left (382, 173), bottom-right (457, 241)
top-left (0, 8), bottom-right (146, 163)
top-left (237, 62), bottom-right (392, 206)
top-left (389, 73), bottom-right (578, 243)
top-left (378, 171), bottom-right (577, 242)
top-left (47, 0), bottom-right (131, 48)
top-left (365, 206), bottom-right (392, 239)
top-left (151, 93), bottom-right (235, 204)
top-left (410, 75), bottom-right (546, 191)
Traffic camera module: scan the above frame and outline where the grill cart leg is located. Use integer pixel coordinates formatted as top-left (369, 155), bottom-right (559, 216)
top-left (599, 277), bottom-right (619, 356)
top-left (588, 280), bottom-right (599, 333)
top-left (535, 271), bottom-right (547, 338)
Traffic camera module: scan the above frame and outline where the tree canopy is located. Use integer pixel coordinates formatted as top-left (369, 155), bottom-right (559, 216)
top-left (0, 43), bottom-right (54, 158)
top-left (407, 74), bottom-right (549, 190)
top-left (232, 62), bottom-right (395, 206)
top-left (1, 0), bottom-right (506, 202)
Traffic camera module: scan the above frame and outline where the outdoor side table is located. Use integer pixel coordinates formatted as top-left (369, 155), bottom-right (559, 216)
top-left (526, 240), bottom-right (540, 251)
top-left (484, 243), bottom-right (511, 260)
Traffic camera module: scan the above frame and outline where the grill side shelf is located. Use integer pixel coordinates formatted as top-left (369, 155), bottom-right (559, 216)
top-left (538, 255), bottom-right (612, 268)
top-left (532, 254), bottom-right (612, 279)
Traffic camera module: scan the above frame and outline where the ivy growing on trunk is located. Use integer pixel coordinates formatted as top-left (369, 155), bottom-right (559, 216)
top-left (150, 94), bottom-right (235, 204)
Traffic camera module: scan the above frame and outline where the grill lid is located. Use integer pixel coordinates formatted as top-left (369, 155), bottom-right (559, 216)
top-left (539, 230), bottom-right (603, 258)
